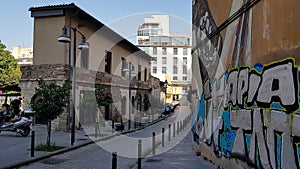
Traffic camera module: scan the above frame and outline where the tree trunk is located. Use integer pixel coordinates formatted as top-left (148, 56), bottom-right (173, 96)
top-left (46, 120), bottom-right (51, 147)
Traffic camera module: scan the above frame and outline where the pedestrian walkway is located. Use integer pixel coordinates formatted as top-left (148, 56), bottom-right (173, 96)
top-left (139, 131), bottom-right (217, 169)
top-left (0, 112), bottom-right (163, 169)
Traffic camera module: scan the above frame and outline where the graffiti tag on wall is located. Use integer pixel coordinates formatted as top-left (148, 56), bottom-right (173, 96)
top-left (192, 58), bottom-right (300, 169)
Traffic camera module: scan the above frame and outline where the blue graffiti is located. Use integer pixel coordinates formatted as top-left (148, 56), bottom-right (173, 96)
top-left (219, 108), bottom-right (236, 156)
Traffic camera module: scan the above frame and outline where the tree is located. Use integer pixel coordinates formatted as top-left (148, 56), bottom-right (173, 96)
top-left (0, 42), bottom-right (22, 88)
top-left (31, 79), bottom-right (69, 146)
top-left (95, 83), bottom-right (112, 107)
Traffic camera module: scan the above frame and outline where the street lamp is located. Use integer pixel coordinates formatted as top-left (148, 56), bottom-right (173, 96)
top-left (123, 61), bottom-right (135, 130)
top-left (58, 25), bottom-right (89, 145)
top-left (163, 80), bottom-right (169, 113)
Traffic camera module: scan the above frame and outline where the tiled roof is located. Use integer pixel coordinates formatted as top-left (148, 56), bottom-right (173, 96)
top-left (29, 3), bottom-right (76, 11)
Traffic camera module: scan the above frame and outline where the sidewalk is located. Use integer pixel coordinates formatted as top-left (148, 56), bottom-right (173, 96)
top-left (139, 131), bottom-right (217, 169)
top-left (0, 112), bottom-right (164, 169)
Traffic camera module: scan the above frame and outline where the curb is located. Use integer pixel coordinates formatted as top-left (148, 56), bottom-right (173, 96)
top-left (3, 114), bottom-right (171, 169)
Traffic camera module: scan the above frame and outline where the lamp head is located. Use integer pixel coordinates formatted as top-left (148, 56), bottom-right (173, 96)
top-left (58, 26), bottom-right (71, 43)
top-left (78, 36), bottom-right (89, 49)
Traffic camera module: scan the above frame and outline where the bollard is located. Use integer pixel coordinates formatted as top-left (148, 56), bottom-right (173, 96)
top-left (152, 132), bottom-right (156, 155)
top-left (138, 139), bottom-right (142, 169)
top-left (112, 120), bottom-right (115, 133)
top-left (112, 152), bottom-right (117, 169)
top-left (162, 128), bottom-right (165, 147)
top-left (168, 124), bottom-right (171, 141)
top-left (173, 123), bottom-right (175, 137)
top-left (31, 131), bottom-right (35, 157)
top-left (95, 123), bottom-right (98, 138)
top-left (180, 121), bottom-right (183, 132)
top-left (121, 118), bottom-right (124, 131)
top-left (177, 122), bottom-right (179, 135)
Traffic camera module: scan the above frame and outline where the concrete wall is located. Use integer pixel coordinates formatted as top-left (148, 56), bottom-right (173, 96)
top-left (192, 0), bottom-right (300, 168)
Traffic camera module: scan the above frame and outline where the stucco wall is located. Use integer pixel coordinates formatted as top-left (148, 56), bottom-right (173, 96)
top-left (192, 0), bottom-right (300, 168)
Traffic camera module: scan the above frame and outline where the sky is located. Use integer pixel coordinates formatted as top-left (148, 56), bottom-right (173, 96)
top-left (0, 0), bottom-right (192, 50)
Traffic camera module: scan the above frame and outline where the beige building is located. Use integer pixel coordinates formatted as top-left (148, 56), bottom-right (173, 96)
top-left (11, 46), bottom-right (33, 65)
top-left (20, 3), bottom-right (159, 130)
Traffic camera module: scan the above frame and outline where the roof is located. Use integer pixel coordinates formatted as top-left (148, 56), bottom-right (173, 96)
top-left (29, 3), bottom-right (152, 60)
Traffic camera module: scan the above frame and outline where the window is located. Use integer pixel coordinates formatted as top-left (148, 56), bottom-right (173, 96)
top-left (144, 68), bottom-right (147, 81)
top-left (162, 67), bottom-right (167, 74)
top-left (161, 36), bottom-right (169, 45)
top-left (183, 57), bottom-right (187, 65)
top-left (150, 37), bottom-right (158, 45)
top-left (105, 51), bottom-right (112, 74)
top-left (173, 66), bottom-right (178, 74)
top-left (138, 65), bottom-right (141, 81)
top-left (173, 48), bottom-right (178, 55)
top-left (182, 77), bottom-right (187, 81)
top-left (173, 57), bottom-right (178, 65)
top-left (121, 57), bottom-right (126, 77)
top-left (152, 57), bottom-right (157, 64)
top-left (81, 47), bottom-right (89, 69)
top-left (153, 67), bottom-right (157, 74)
top-left (183, 48), bottom-right (188, 55)
top-left (162, 57), bottom-right (167, 64)
top-left (22, 54), bottom-right (25, 58)
top-left (173, 76), bottom-right (178, 80)
top-left (153, 47), bottom-right (157, 55)
top-left (162, 48), bottom-right (166, 55)
top-left (183, 66), bottom-right (187, 74)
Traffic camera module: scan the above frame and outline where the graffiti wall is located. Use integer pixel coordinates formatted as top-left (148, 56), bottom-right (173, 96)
top-left (192, 0), bottom-right (300, 168)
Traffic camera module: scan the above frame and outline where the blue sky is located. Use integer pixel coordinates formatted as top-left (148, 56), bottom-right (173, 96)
top-left (0, 0), bottom-right (192, 50)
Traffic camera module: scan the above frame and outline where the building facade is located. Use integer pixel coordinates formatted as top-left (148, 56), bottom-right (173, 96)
top-left (20, 3), bottom-right (159, 130)
top-left (136, 15), bottom-right (192, 105)
top-left (11, 46), bottom-right (33, 65)
top-left (192, 0), bottom-right (300, 168)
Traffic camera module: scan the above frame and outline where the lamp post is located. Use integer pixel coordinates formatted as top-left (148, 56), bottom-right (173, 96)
top-left (163, 80), bottom-right (169, 113)
top-left (123, 62), bottom-right (134, 130)
top-left (58, 26), bottom-right (89, 145)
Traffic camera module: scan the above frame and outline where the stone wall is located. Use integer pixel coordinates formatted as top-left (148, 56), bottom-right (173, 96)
top-left (19, 64), bottom-right (158, 130)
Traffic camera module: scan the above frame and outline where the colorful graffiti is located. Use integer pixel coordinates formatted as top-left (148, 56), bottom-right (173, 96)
top-left (192, 58), bottom-right (300, 169)
top-left (192, 0), bottom-right (300, 168)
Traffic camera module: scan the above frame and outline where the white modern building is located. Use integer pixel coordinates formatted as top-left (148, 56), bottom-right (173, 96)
top-left (136, 15), bottom-right (192, 104)
top-left (11, 46), bottom-right (33, 65)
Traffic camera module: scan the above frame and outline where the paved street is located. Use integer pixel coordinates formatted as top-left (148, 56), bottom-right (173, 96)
top-left (18, 106), bottom-right (217, 169)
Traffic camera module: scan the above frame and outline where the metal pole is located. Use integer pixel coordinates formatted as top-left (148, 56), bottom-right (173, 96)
top-left (31, 131), bottom-right (35, 157)
top-left (168, 124), bottom-right (171, 141)
top-left (162, 128), bottom-right (165, 147)
top-left (128, 62), bottom-right (131, 130)
top-left (180, 121), bottom-right (182, 132)
top-left (173, 123), bottom-right (175, 137)
top-left (112, 152), bottom-right (117, 169)
top-left (152, 132), bottom-right (155, 155)
top-left (67, 34), bottom-right (71, 131)
top-left (138, 139), bottom-right (142, 169)
top-left (177, 121), bottom-right (179, 135)
top-left (71, 28), bottom-right (76, 145)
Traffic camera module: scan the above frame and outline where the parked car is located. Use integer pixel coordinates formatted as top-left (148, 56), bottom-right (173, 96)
top-left (160, 104), bottom-right (174, 117)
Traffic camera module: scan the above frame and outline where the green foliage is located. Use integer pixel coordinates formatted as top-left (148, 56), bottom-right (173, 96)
top-left (35, 142), bottom-right (61, 152)
top-left (95, 83), bottom-right (112, 107)
top-left (0, 42), bottom-right (22, 88)
top-left (31, 79), bottom-right (69, 122)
